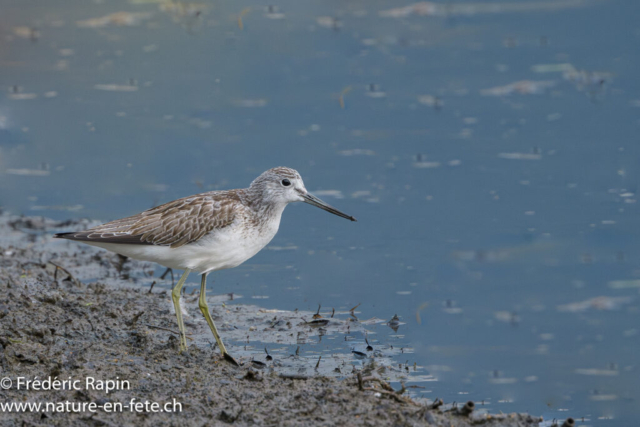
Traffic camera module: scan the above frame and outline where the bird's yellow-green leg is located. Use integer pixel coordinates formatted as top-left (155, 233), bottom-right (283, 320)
top-left (171, 269), bottom-right (190, 352)
top-left (199, 273), bottom-right (238, 365)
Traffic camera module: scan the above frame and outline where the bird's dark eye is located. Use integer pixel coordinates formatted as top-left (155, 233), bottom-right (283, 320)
top-left (281, 179), bottom-right (291, 187)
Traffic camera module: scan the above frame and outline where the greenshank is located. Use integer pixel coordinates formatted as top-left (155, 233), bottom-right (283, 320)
top-left (55, 167), bottom-right (356, 364)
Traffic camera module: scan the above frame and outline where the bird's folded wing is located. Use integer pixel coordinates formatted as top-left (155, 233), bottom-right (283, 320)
top-left (55, 194), bottom-right (238, 248)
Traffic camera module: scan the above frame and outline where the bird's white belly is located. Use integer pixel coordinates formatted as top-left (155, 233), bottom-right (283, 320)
top-left (85, 221), bottom-right (279, 274)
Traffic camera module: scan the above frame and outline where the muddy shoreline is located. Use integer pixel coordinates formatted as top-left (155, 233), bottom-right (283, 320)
top-left (0, 214), bottom-right (542, 426)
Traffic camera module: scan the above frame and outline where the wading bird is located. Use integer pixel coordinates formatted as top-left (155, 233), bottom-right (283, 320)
top-left (55, 167), bottom-right (356, 364)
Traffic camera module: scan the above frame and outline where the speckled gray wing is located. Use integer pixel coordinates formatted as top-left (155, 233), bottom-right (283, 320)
top-left (55, 192), bottom-right (240, 248)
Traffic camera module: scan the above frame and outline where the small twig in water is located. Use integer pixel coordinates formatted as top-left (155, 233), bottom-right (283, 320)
top-left (313, 304), bottom-right (322, 319)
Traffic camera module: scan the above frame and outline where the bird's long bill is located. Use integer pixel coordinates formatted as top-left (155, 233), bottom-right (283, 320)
top-left (303, 193), bottom-right (357, 222)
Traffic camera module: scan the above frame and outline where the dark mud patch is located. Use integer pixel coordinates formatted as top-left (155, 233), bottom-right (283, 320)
top-left (0, 214), bottom-right (541, 426)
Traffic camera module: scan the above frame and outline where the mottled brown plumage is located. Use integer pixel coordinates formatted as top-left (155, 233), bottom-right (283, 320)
top-left (56, 190), bottom-right (243, 248)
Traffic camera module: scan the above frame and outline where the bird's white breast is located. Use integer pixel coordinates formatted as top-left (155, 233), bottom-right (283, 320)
top-left (83, 209), bottom-right (283, 274)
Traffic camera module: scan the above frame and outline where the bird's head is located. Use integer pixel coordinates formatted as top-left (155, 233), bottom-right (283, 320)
top-left (250, 167), bottom-right (356, 221)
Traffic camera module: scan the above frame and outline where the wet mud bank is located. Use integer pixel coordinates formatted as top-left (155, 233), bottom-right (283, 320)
top-left (0, 214), bottom-right (542, 426)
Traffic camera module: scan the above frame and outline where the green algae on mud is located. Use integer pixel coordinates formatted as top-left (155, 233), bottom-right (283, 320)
top-left (0, 214), bottom-right (541, 426)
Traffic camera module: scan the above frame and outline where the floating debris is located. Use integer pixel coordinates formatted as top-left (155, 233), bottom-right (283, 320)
top-left (379, 2), bottom-right (439, 17)
top-left (574, 368), bottom-right (619, 376)
top-left (539, 67), bottom-right (610, 102)
top-left (563, 69), bottom-right (611, 91)
top-left (31, 205), bottom-right (84, 212)
top-left (77, 12), bottom-right (153, 28)
top-left (589, 394), bottom-right (617, 402)
top-left (417, 95), bottom-right (443, 109)
top-left (481, 80), bottom-right (556, 96)
top-left (350, 191), bottom-right (371, 199)
top-left (498, 152), bottom-right (542, 160)
top-left (12, 27), bottom-right (39, 40)
top-left (608, 280), bottom-right (640, 289)
top-left (94, 84), bottom-right (139, 92)
top-left (379, 0), bottom-right (592, 19)
top-left (413, 161), bottom-right (440, 169)
top-left (7, 93), bottom-right (38, 100)
top-left (532, 63), bottom-right (611, 92)
top-left (316, 16), bottom-right (342, 30)
top-left (493, 311), bottom-right (520, 325)
top-left (159, 1), bottom-right (206, 25)
top-left (266, 245), bottom-right (298, 251)
top-left (557, 296), bottom-right (633, 313)
top-left (312, 190), bottom-right (344, 199)
top-left (5, 168), bottom-right (50, 176)
top-left (233, 98), bottom-right (268, 108)
top-left (531, 63), bottom-right (575, 73)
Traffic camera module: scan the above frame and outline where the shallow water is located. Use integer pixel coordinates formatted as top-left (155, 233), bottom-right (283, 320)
top-left (1, 0), bottom-right (639, 424)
